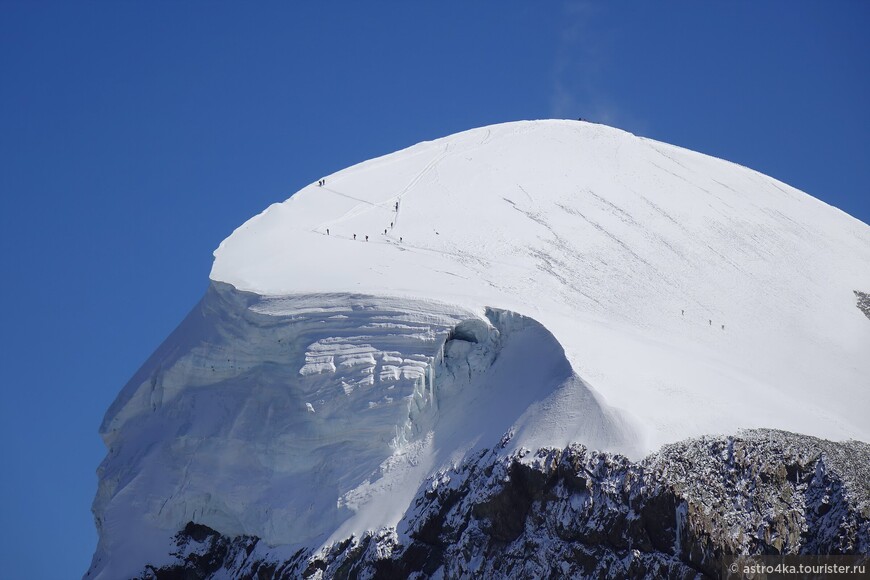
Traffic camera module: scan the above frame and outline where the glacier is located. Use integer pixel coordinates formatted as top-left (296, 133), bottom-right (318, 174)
top-left (89, 120), bottom-right (870, 578)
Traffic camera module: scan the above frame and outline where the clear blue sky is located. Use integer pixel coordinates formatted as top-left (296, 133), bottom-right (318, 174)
top-left (1, 2), bottom-right (867, 577)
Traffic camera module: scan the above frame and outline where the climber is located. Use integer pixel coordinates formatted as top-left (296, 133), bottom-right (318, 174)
top-left (365, 235), bottom-right (369, 242)
top-left (326, 228), bottom-right (330, 236)
top-left (353, 233), bottom-right (357, 240)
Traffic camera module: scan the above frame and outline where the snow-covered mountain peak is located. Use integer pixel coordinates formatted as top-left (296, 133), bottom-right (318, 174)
top-left (91, 120), bottom-right (870, 579)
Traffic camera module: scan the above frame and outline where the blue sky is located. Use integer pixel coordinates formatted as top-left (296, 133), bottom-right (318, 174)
top-left (1, 2), bottom-right (867, 577)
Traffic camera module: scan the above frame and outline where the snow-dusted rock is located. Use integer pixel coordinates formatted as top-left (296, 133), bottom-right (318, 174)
top-left (856, 290), bottom-right (870, 320)
top-left (126, 431), bottom-right (870, 579)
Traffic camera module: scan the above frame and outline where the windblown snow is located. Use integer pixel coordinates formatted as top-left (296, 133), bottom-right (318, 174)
top-left (90, 120), bottom-right (870, 579)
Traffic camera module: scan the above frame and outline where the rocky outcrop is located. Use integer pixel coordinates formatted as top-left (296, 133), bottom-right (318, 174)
top-left (134, 430), bottom-right (870, 579)
top-left (856, 290), bottom-right (870, 321)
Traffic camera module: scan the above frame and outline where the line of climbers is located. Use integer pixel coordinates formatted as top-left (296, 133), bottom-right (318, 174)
top-left (681, 309), bottom-right (725, 330)
top-left (321, 192), bottom-right (402, 244)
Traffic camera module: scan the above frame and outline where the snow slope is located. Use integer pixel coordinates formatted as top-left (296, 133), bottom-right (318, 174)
top-left (91, 120), bottom-right (870, 578)
top-left (213, 120), bottom-right (870, 448)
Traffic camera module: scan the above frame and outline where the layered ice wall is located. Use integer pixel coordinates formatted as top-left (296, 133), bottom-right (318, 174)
top-left (93, 284), bottom-right (465, 575)
top-left (92, 282), bottom-right (634, 578)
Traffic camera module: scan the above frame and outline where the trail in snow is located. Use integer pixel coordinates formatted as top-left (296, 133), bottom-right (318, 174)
top-left (313, 143), bottom-right (451, 242)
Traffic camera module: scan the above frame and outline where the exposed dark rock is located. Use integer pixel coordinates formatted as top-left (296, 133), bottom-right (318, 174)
top-left (136, 430), bottom-right (870, 579)
top-left (856, 290), bottom-right (870, 321)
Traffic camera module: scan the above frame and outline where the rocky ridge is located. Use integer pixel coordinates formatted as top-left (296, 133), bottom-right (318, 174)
top-left (132, 429), bottom-right (870, 579)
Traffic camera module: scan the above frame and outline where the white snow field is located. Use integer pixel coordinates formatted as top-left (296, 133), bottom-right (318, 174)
top-left (90, 120), bottom-right (870, 578)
